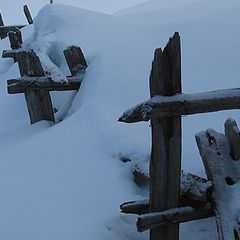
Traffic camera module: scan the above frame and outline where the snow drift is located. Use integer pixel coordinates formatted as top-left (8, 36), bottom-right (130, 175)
top-left (0, 0), bottom-right (239, 239)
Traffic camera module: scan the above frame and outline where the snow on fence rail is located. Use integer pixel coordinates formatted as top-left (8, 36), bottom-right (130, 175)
top-left (119, 32), bottom-right (240, 240)
top-left (2, 27), bottom-right (87, 124)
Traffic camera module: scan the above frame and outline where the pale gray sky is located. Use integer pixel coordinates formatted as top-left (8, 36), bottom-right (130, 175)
top-left (0, 0), bottom-right (147, 24)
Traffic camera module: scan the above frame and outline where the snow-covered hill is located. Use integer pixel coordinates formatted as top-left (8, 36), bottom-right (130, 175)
top-left (0, 1), bottom-right (239, 239)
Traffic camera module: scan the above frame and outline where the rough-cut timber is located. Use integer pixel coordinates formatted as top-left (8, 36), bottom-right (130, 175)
top-left (15, 50), bottom-right (55, 124)
top-left (118, 88), bottom-right (240, 123)
top-left (121, 172), bottom-right (212, 215)
top-left (196, 128), bottom-right (240, 240)
top-left (8, 30), bottom-right (22, 49)
top-left (23, 5), bottom-right (33, 24)
top-left (8, 76), bottom-right (83, 94)
top-left (64, 46), bottom-right (87, 76)
top-left (137, 204), bottom-right (214, 232)
top-left (2, 50), bottom-right (18, 59)
top-left (149, 32), bottom-right (181, 240)
top-left (121, 200), bottom-right (150, 215)
top-left (224, 118), bottom-right (240, 160)
top-left (0, 25), bottom-right (25, 39)
top-left (131, 166), bottom-right (212, 206)
top-left (16, 51), bottom-right (44, 77)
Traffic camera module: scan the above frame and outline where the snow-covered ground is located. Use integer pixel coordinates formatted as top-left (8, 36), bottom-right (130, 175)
top-left (0, 0), bottom-right (239, 239)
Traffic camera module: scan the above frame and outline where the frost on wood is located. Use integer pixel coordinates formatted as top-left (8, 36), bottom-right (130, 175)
top-left (118, 88), bottom-right (240, 123)
top-left (196, 128), bottom-right (240, 240)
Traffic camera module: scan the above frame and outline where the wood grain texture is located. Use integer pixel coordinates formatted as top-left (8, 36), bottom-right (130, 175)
top-left (15, 50), bottom-right (55, 124)
top-left (149, 32), bottom-right (181, 240)
top-left (119, 88), bottom-right (240, 123)
top-left (196, 129), bottom-right (240, 240)
top-left (64, 46), bottom-right (87, 76)
top-left (8, 76), bottom-right (83, 93)
top-left (137, 204), bottom-right (214, 232)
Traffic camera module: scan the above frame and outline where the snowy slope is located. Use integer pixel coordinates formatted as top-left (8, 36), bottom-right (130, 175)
top-left (1, 0), bottom-right (148, 24)
top-left (0, 1), bottom-right (239, 239)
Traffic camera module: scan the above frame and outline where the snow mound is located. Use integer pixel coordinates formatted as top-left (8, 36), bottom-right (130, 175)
top-left (0, 1), bottom-right (239, 239)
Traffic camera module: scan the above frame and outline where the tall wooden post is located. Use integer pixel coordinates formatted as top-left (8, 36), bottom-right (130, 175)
top-left (149, 32), bottom-right (182, 240)
top-left (16, 51), bottom-right (55, 124)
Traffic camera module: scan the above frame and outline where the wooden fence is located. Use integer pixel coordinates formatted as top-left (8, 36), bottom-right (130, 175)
top-left (2, 26), bottom-right (87, 124)
top-left (0, 5), bottom-right (33, 39)
top-left (119, 32), bottom-right (240, 240)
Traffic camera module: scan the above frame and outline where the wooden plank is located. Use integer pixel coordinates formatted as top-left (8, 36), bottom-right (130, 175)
top-left (15, 50), bottom-right (55, 124)
top-left (132, 166), bottom-right (212, 206)
top-left (137, 204), bottom-right (214, 232)
top-left (63, 46), bottom-right (87, 76)
top-left (121, 200), bottom-right (150, 215)
top-left (118, 88), bottom-right (240, 123)
top-left (16, 51), bottom-right (44, 77)
top-left (8, 29), bottom-right (22, 49)
top-left (7, 76), bottom-right (83, 93)
top-left (23, 5), bottom-right (33, 24)
top-left (196, 129), bottom-right (240, 240)
top-left (149, 32), bottom-right (181, 240)
top-left (0, 25), bottom-right (25, 39)
top-left (2, 50), bottom-right (18, 59)
top-left (224, 118), bottom-right (240, 160)
top-left (25, 89), bottom-right (54, 124)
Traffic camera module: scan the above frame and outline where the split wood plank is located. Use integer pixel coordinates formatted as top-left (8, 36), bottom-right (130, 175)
top-left (16, 50), bottom-right (55, 124)
top-left (118, 88), bottom-right (240, 123)
top-left (23, 5), bottom-right (33, 25)
top-left (149, 32), bottom-right (181, 240)
top-left (196, 127), bottom-right (240, 240)
top-left (8, 76), bottom-right (82, 93)
top-left (64, 46), bottom-right (87, 76)
top-left (137, 203), bottom-right (214, 232)
top-left (121, 172), bottom-right (212, 215)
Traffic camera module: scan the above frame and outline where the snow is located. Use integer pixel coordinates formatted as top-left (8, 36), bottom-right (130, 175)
top-left (0, 0), bottom-right (239, 239)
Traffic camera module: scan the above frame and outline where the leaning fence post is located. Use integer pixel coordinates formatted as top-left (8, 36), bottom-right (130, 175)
top-left (23, 5), bottom-right (33, 25)
top-left (149, 32), bottom-right (182, 240)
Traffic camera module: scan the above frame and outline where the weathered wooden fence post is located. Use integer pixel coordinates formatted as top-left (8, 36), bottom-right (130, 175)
top-left (64, 46), bottom-right (87, 76)
top-left (8, 29), bottom-right (22, 50)
top-left (23, 5), bottom-right (33, 25)
top-left (16, 51), bottom-right (55, 123)
top-left (149, 32), bottom-right (181, 240)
